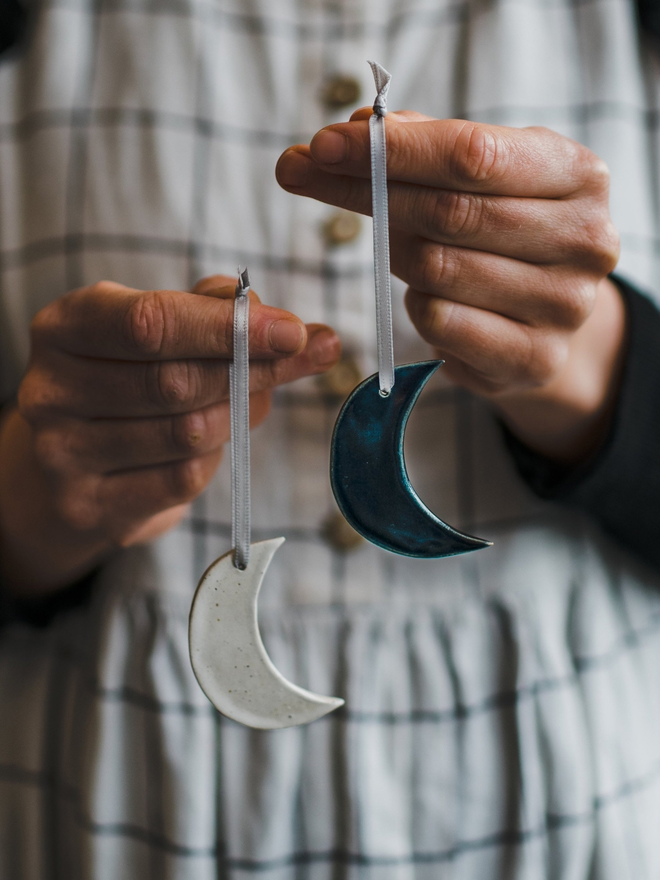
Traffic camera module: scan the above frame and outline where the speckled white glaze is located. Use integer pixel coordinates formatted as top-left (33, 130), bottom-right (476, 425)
top-left (189, 538), bottom-right (344, 729)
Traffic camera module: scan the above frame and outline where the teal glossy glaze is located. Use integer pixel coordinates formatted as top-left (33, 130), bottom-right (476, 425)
top-left (330, 361), bottom-right (491, 558)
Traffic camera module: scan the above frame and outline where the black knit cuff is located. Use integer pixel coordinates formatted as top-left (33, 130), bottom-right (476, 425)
top-left (504, 275), bottom-right (660, 569)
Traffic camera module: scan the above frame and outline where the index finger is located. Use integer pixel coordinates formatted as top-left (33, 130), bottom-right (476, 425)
top-left (32, 281), bottom-right (308, 361)
top-left (304, 117), bottom-right (607, 198)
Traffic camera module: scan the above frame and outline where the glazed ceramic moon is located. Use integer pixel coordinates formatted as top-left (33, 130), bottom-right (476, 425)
top-left (189, 537), bottom-right (344, 729)
top-left (331, 361), bottom-right (491, 558)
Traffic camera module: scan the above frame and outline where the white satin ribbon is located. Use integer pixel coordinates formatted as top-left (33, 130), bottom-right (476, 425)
top-left (368, 60), bottom-right (394, 396)
top-left (230, 267), bottom-right (251, 569)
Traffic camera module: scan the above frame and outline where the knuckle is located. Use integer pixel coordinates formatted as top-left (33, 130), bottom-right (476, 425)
top-left (523, 333), bottom-right (567, 386)
top-left (17, 370), bottom-right (60, 424)
top-left (170, 456), bottom-right (208, 500)
top-left (147, 361), bottom-right (200, 410)
top-left (579, 217), bottom-right (620, 274)
top-left (122, 290), bottom-right (172, 356)
top-left (29, 302), bottom-right (59, 347)
top-left (433, 190), bottom-right (484, 238)
top-left (87, 280), bottom-right (112, 298)
top-left (425, 300), bottom-right (456, 346)
top-left (559, 280), bottom-right (596, 328)
top-left (33, 429), bottom-right (71, 473)
top-left (585, 154), bottom-right (611, 194)
top-left (565, 141), bottom-right (608, 193)
top-left (406, 288), bottom-right (455, 346)
top-left (261, 358), bottom-right (287, 390)
top-left (170, 410), bottom-right (208, 454)
top-left (452, 123), bottom-right (502, 185)
top-left (54, 481), bottom-right (101, 532)
top-left (540, 272), bottom-right (597, 330)
top-left (416, 243), bottom-right (458, 292)
top-left (16, 375), bottom-right (40, 422)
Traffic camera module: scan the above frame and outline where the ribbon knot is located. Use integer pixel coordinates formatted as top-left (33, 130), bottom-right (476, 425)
top-left (373, 93), bottom-right (388, 117)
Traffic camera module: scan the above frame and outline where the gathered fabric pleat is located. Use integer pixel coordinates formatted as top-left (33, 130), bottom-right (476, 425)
top-left (2, 519), bottom-right (660, 878)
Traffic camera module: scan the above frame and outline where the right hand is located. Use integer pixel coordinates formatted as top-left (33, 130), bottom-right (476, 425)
top-left (0, 274), bottom-right (340, 594)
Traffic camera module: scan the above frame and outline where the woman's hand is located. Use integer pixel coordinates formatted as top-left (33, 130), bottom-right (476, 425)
top-left (0, 274), bottom-right (340, 595)
top-left (277, 112), bottom-right (625, 463)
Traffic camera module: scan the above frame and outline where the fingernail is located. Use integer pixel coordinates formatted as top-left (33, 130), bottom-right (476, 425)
top-left (310, 130), bottom-right (347, 164)
top-left (277, 150), bottom-right (311, 187)
top-left (269, 319), bottom-right (304, 353)
top-left (308, 328), bottom-right (341, 365)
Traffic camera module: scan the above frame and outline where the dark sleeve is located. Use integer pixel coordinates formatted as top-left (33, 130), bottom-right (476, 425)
top-left (504, 276), bottom-right (660, 570)
top-left (0, 0), bottom-right (27, 59)
top-left (0, 568), bottom-right (97, 629)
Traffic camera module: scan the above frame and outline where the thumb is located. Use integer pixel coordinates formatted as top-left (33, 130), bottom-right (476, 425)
top-left (191, 273), bottom-right (262, 304)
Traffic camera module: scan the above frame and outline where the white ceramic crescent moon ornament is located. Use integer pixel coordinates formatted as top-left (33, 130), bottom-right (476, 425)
top-left (189, 537), bottom-right (343, 728)
top-left (188, 269), bottom-right (344, 729)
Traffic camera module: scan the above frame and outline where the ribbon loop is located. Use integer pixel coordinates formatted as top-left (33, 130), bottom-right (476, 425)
top-left (230, 267), bottom-right (251, 569)
top-left (367, 61), bottom-right (394, 396)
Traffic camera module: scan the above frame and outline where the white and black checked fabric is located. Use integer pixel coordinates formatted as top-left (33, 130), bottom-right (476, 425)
top-left (2, 0), bottom-right (660, 876)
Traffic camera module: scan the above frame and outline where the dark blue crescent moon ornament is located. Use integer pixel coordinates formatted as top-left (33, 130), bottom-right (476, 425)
top-left (330, 361), bottom-right (491, 558)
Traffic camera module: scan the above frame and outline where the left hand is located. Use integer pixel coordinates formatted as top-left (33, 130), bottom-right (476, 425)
top-left (276, 111), bottom-right (625, 462)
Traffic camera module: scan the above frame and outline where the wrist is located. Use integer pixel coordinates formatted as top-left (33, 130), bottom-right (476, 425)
top-left (0, 407), bottom-right (112, 597)
top-left (493, 276), bottom-right (627, 464)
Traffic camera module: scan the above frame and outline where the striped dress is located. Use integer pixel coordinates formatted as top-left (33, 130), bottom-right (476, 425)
top-left (1, 0), bottom-right (660, 876)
